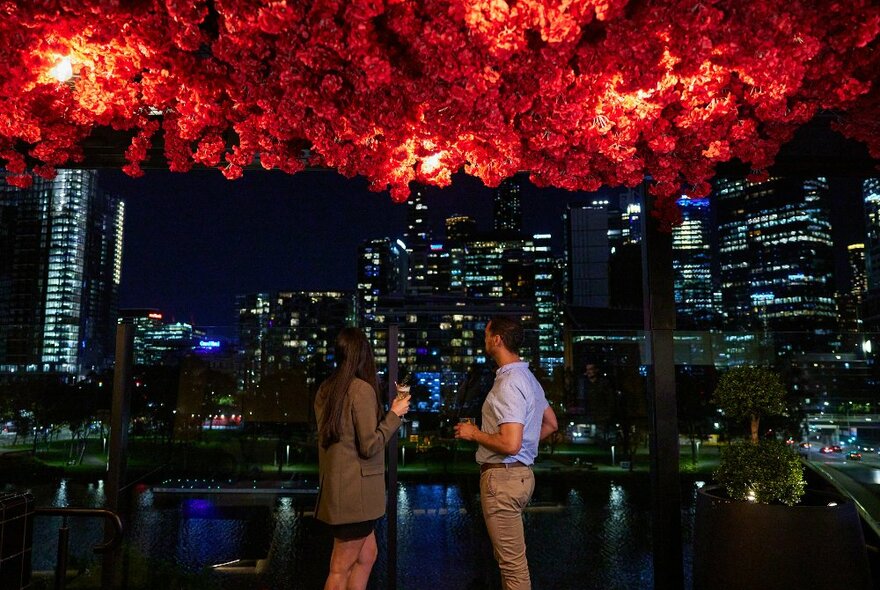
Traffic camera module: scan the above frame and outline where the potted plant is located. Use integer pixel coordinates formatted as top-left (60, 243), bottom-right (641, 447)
top-left (693, 366), bottom-right (871, 590)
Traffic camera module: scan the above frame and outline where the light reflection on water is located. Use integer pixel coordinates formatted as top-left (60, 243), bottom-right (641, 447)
top-left (28, 477), bottom-right (697, 589)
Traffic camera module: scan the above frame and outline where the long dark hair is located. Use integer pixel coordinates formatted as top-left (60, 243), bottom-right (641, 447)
top-left (318, 327), bottom-right (381, 449)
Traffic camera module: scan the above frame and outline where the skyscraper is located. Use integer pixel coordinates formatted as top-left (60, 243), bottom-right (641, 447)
top-left (528, 234), bottom-right (563, 370)
top-left (493, 177), bottom-right (523, 234)
top-left (716, 176), bottom-right (836, 351)
top-left (672, 197), bottom-right (716, 328)
top-left (849, 243), bottom-right (868, 298)
top-left (235, 292), bottom-right (271, 393)
top-left (865, 178), bottom-right (880, 291)
top-left (356, 237), bottom-right (408, 330)
top-left (0, 169), bottom-right (124, 377)
top-left (462, 235), bottom-right (525, 298)
top-left (838, 243), bottom-right (866, 334)
top-left (563, 200), bottom-right (609, 307)
top-left (861, 178), bottom-right (880, 331)
top-left (404, 189), bottom-right (432, 295)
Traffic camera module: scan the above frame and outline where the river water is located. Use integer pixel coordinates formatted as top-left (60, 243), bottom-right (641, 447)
top-left (22, 476), bottom-right (699, 589)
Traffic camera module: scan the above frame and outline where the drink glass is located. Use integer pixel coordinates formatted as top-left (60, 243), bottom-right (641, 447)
top-left (458, 417), bottom-right (475, 426)
top-left (395, 372), bottom-right (411, 422)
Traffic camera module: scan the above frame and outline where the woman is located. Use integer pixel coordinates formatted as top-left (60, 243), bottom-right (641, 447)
top-left (314, 327), bottom-right (410, 590)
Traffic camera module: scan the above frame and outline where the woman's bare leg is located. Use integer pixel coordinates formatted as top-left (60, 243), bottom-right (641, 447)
top-left (324, 535), bottom-right (368, 590)
top-left (346, 531), bottom-right (378, 590)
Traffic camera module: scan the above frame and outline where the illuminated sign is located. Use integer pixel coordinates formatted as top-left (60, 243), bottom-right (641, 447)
top-left (430, 244), bottom-right (444, 251)
top-left (148, 313), bottom-right (162, 320)
top-left (199, 340), bottom-right (221, 349)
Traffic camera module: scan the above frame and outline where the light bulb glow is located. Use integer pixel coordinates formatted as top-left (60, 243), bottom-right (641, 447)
top-left (49, 56), bottom-right (73, 82)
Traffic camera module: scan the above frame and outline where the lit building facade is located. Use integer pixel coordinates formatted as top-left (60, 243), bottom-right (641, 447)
top-left (235, 291), bottom-right (354, 393)
top-left (446, 214), bottom-right (477, 242)
top-left (356, 237), bottom-right (408, 332)
top-left (493, 177), bottom-right (523, 234)
top-left (838, 243), bottom-right (866, 334)
top-left (861, 178), bottom-right (880, 331)
top-left (404, 189), bottom-right (432, 295)
top-left (119, 309), bottom-right (197, 366)
top-left (235, 292), bottom-right (271, 394)
top-left (528, 234), bottom-right (564, 370)
top-left (672, 197), bottom-right (717, 328)
top-left (371, 296), bottom-right (535, 410)
top-left (716, 176), bottom-right (836, 352)
top-left (0, 169), bottom-right (124, 378)
top-left (462, 235), bottom-right (525, 299)
top-left (865, 178), bottom-right (880, 291)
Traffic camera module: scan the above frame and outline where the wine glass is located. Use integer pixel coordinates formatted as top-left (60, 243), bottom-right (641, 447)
top-left (395, 371), bottom-right (412, 422)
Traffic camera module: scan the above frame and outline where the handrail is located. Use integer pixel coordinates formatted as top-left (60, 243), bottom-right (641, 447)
top-left (34, 507), bottom-right (123, 553)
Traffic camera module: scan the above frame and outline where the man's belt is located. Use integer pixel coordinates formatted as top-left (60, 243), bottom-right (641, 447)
top-left (480, 460), bottom-right (529, 473)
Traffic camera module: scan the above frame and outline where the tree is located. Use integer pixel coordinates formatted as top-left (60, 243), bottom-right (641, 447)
top-left (713, 366), bottom-right (786, 443)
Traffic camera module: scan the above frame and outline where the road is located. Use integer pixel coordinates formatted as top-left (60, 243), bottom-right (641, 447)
top-left (805, 448), bottom-right (880, 536)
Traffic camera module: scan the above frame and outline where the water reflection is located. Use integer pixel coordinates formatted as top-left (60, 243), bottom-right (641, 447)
top-left (28, 477), bottom-right (696, 589)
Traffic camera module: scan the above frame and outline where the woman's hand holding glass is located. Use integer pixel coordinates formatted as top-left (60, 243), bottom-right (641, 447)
top-left (391, 382), bottom-right (411, 417)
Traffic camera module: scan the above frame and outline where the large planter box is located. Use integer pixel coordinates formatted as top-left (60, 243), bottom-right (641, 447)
top-left (693, 484), bottom-right (871, 590)
top-left (0, 492), bottom-right (34, 590)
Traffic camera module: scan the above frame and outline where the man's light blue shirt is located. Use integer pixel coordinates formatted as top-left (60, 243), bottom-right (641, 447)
top-left (476, 361), bottom-right (549, 466)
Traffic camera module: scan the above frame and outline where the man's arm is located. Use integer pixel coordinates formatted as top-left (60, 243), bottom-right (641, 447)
top-left (539, 405), bottom-right (558, 441)
top-left (457, 422), bottom-right (523, 456)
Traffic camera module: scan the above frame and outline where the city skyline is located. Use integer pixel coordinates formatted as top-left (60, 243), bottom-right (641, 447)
top-left (100, 169), bottom-right (867, 330)
top-left (103, 169), bottom-right (580, 327)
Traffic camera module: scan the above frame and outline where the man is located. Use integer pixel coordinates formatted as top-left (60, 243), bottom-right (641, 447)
top-left (455, 317), bottom-right (558, 590)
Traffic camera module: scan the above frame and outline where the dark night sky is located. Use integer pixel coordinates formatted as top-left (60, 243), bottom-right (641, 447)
top-left (101, 167), bottom-right (866, 331)
top-left (101, 169), bottom-right (579, 328)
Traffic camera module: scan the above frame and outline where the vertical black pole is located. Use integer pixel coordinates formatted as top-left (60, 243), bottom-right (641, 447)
top-left (386, 323), bottom-right (399, 590)
top-left (103, 323), bottom-right (133, 590)
top-left (641, 191), bottom-right (683, 589)
top-left (55, 517), bottom-right (69, 590)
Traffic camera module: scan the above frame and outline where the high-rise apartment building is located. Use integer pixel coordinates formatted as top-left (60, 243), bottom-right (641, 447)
top-left (715, 176), bottom-right (836, 351)
top-left (356, 238), bottom-right (408, 331)
top-left (673, 197), bottom-right (717, 328)
top-left (235, 292), bottom-right (271, 393)
top-left (463, 235), bottom-right (527, 299)
top-left (493, 177), bottom-right (523, 234)
top-left (0, 169), bottom-right (124, 377)
top-left (235, 291), bottom-right (354, 393)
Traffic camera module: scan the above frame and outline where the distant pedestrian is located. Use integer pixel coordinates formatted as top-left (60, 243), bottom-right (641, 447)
top-left (455, 317), bottom-right (558, 590)
top-left (314, 327), bottom-right (410, 590)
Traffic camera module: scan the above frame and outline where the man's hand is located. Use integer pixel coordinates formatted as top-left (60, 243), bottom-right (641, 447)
top-left (455, 422), bottom-right (479, 441)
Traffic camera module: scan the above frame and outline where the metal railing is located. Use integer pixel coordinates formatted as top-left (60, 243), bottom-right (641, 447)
top-left (33, 508), bottom-right (123, 590)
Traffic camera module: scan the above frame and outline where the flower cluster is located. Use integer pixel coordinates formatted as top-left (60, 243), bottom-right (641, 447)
top-left (1, 0), bottom-right (879, 227)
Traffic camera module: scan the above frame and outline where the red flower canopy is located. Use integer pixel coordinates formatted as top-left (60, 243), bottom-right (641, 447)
top-left (1, 0), bottom-right (879, 227)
